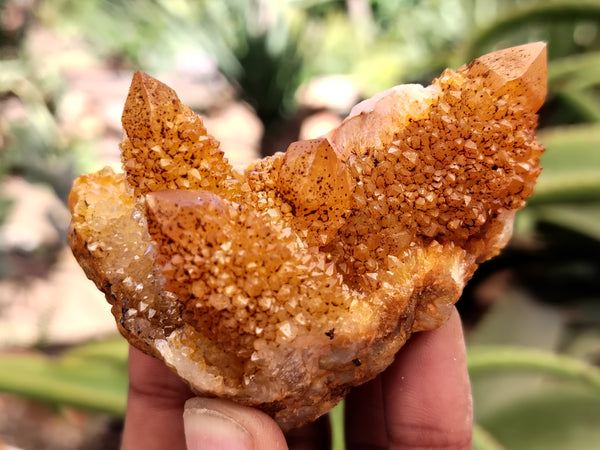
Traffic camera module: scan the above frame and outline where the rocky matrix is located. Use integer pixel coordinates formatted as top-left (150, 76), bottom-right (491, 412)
top-left (69, 42), bottom-right (547, 430)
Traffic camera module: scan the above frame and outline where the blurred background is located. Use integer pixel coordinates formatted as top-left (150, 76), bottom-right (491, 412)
top-left (0, 0), bottom-right (599, 449)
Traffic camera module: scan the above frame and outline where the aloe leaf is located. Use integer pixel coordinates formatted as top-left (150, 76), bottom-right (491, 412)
top-left (530, 125), bottom-right (600, 203)
top-left (65, 335), bottom-right (129, 365)
top-left (479, 388), bottom-right (600, 450)
top-left (468, 346), bottom-right (600, 393)
top-left (473, 423), bottom-right (506, 450)
top-left (463, 2), bottom-right (600, 61)
top-left (0, 350), bottom-right (128, 416)
top-left (330, 400), bottom-right (345, 450)
top-left (531, 202), bottom-right (600, 241)
top-left (554, 90), bottom-right (600, 123)
top-left (548, 52), bottom-right (600, 92)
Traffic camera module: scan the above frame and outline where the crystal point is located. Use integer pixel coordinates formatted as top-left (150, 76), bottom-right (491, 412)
top-left (463, 42), bottom-right (547, 113)
top-left (277, 137), bottom-right (351, 215)
top-left (121, 71), bottom-right (181, 145)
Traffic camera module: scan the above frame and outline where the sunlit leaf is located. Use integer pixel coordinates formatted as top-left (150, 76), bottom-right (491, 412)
top-left (531, 125), bottom-right (600, 203)
top-left (553, 90), bottom-right (600, 123)
top-left (65, 335), bottom-right (128, 364)
top-left (463, 2), bottom-right (600, 61)
top-left (531, 202), bottom-right (600, 241)
top-left (549, 51), bottom-right (600, 92)
top-left (0, 344), bottom-right (128, 416)
top-left (480, 388), bottom-right (600, 450)
top-left (473, 423), bottom-right (506, 450)
top-left (468, 346), bottom-right (600, 392)
top-left (330, 400), bottom-right (345, 450)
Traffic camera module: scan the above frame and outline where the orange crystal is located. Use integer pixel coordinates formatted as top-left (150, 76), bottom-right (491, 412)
top-left (69, 42), bottom-right (547, 430)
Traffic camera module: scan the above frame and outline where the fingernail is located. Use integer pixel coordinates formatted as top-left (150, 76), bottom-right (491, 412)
top-left (183, 398), bottom-right (253, 450)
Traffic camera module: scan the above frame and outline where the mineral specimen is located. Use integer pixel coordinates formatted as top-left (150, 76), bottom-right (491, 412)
top-left (69, 42), bottom-right (547, 430)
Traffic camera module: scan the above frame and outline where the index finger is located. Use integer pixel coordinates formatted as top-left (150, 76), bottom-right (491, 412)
top-left (345, 308), bottom-right (473, 449)
top-left (121, 346), bottom-right (193, 450)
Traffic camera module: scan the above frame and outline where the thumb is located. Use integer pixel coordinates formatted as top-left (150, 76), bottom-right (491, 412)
top-left (183, 397), bottom-right (289, 450)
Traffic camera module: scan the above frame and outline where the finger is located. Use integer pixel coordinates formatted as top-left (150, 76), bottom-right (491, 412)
top-left (345, 308), bottom-right (473, 449)
top-left (285, 413), bottom-right (331, 450)
top-left (121, 346), bottom-right (193, 450)
top-left (184, 397), bottom-right (289, 450)
top-left (344, 375), bottom-right (388, 449)
top-left (383, 308), bottom-right (473, 448)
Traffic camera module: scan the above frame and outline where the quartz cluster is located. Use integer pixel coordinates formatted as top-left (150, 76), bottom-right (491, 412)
top-left (69, 42), bottom-right (547, 430)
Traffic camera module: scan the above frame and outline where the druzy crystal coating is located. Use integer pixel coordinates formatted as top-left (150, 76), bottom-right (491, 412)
top-left (69, 43), bottom-right (547, 430)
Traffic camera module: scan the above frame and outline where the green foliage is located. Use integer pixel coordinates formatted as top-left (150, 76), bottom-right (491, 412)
top-left (37, 0), bottom-right (180, 69)
top-left (462, 1), bottom-right (600, 62)
top-left (0, 15), bottom-right (94, 201)
top-left (480, 389), bottom-right (600, 450)
top-left (189, 1), bottom-right (309, 123)
top-left (0, 195), bottom-right (13, 227)
top-left (468, 346), bottom-right (600, 391)
top-left (329, 400), bottom-right (345, 450)
top-left (0, 337), bottom-right (128, 416)
top-left (533, 125), bottom-right (600, 202)
top-left (549, 51), bottom-right (600, 92)
top-left (473, 424), bottom-right (506, 450)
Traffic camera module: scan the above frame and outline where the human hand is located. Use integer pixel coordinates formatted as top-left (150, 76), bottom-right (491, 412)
top-left (120, 308), bottom-right (472, 449)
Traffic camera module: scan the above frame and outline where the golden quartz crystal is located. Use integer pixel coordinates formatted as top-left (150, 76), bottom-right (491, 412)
top-left (69, 42), bottom-right (547, 430)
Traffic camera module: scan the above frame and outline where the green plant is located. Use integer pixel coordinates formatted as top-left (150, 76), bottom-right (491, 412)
top-left (469, 347), bottom-right (600, 450)
top-left (0, 337), bottom-right (128, 416)
top-left (0, 5), bottom-right (96, 201)
top-left (2, 340), bottom-right (599, 450)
